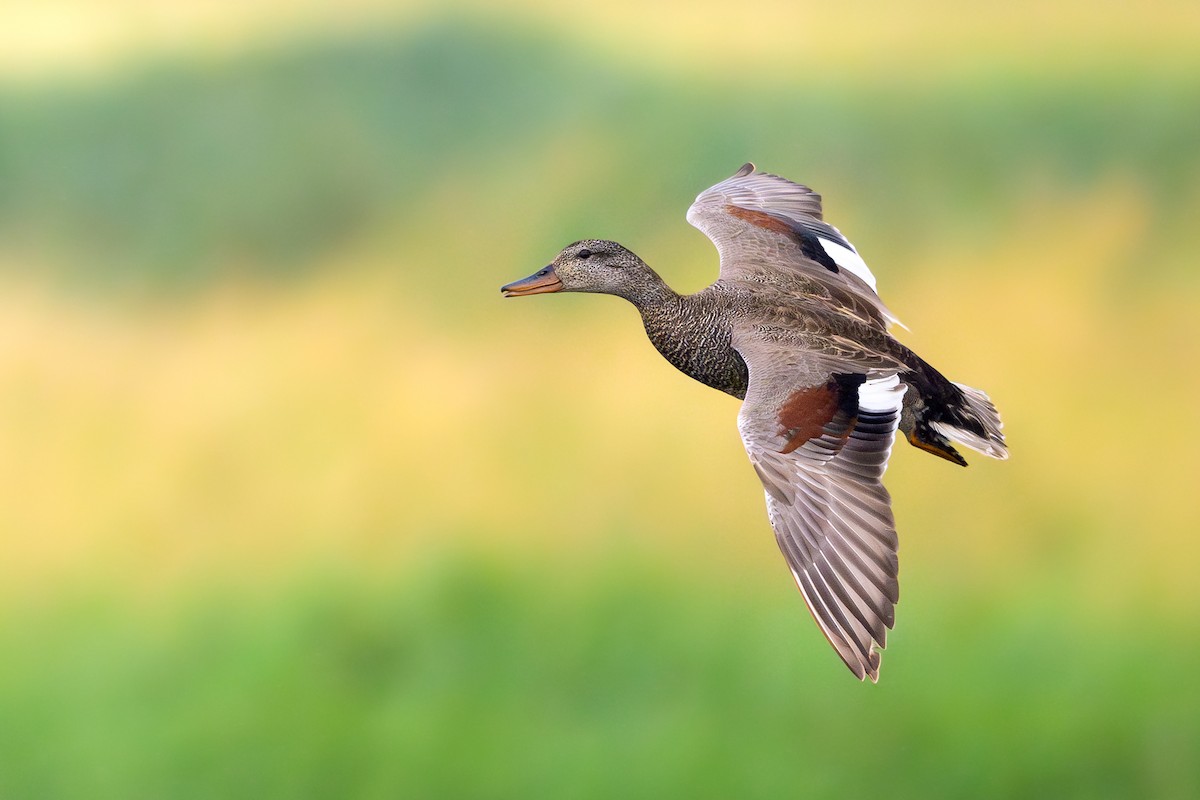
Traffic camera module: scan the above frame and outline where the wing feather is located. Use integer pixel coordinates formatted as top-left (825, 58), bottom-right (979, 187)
top-left (687, 163), bottom-right (903, 330)
top-left (736, 342), bottom-right (907, 681)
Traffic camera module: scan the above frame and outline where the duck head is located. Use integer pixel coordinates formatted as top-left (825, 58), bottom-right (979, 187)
top-left (501, 240), bottom-right (666, 303)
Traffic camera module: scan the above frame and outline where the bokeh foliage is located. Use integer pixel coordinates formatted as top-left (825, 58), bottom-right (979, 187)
top-left (1, 6), bottom-right (1198, 799)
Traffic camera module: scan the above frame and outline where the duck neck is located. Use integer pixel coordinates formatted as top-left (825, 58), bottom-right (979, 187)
top-left (615, 268), bottom-right (678, 312)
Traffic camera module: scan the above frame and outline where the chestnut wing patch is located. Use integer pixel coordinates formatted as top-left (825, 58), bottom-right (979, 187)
top-left (724, 204), bottom-right (843, 274)
top-left (777, 375), bottom-right (865, 455)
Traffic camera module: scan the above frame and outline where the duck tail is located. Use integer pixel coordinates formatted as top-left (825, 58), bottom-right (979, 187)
top-left (929, 382), bottom-right (1008, 461)
top-left (901, 364), bottom-right (1008, 466)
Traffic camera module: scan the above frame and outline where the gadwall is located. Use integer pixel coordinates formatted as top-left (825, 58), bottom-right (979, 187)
top-left (501, 163), bottom-right (1007, 681)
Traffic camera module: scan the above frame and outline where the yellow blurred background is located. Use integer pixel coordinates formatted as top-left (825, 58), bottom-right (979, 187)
top-left (1, 1), bottom-right (1198, 797)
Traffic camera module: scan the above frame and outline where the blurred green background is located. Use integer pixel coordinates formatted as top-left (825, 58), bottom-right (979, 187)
top-left (1, 1), bottom-right (1198, 797)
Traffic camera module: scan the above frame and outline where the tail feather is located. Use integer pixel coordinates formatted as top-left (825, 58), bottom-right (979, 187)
top-left (930, 382), bottom-right (1008, 461)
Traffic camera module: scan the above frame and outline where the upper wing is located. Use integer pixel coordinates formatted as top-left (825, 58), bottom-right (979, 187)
top-left (687, 163), bottom-right (902, 330)
top-left (733, 327), bottom-right (907, 681)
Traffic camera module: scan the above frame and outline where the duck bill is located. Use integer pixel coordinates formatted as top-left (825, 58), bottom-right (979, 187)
top-left (501, 266), bottom-right (563, 297)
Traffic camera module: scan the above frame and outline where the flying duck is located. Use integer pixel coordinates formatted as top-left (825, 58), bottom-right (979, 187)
top-left (501, 163), bottom-right (1007, 681)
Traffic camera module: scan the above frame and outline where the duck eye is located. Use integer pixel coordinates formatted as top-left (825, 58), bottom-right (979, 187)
top-left (577, 249), bottom-right (592, 260)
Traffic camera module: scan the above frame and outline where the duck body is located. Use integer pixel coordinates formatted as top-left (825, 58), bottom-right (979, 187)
top-left (637, 282), bottom-right (909, 401)
top-left (502, 163), bottom-right (1007, 681)
top-left (636, 278), bottom-right (982, 468)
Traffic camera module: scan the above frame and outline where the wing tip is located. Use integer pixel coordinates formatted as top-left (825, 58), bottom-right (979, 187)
top-left (854, 647), bottom-right (883, 683)
top-left (787, 565), bottom-right (888, 683)
top-left (842, 647), bottom-right (882, 683)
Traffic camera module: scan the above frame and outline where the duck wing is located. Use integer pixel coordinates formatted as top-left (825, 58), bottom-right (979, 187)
top-left (732, 325), bottom-right (907, 681)
top-left (687, 163), bottom-right (902, 330)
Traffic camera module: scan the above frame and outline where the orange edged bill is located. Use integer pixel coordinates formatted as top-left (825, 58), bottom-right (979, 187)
top-left (501, 266), bottom-right (563, 297)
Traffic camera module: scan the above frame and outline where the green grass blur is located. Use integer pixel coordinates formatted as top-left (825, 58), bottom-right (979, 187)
top-left (1, 5), bottom-right (1198, 798)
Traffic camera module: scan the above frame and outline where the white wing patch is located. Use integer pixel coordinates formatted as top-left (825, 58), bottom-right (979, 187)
top-left (858, 373), bottom-right (905, 413)
top-left (818, 237), bottom-right (878, 292)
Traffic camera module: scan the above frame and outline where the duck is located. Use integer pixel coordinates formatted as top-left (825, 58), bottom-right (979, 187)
top-left (501, 163), bottom-right (1007, 681)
